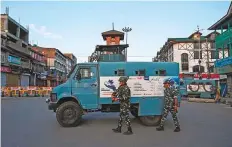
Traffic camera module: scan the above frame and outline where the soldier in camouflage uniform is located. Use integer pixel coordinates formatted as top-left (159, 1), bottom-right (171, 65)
top-left (111, 76), bottom-right (133, 135)
top-left (156, 78), bottom-right (181, 132)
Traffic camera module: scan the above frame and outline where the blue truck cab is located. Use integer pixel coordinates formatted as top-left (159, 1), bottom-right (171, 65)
top-left (46, 62), bottom-right (181, 127)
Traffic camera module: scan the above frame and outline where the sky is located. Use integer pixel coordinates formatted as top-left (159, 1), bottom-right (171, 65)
top-left (1, 1), bottom-right (231, 63)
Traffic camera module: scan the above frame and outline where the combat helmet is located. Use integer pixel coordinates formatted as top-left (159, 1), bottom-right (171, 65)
top-left (118, 76), bottom-right (129, 83)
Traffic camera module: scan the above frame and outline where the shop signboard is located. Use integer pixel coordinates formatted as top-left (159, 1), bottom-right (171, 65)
top-left (8, 55), bottom-right (21, 65)
top-left (0, 66), bottom-right (11, 73)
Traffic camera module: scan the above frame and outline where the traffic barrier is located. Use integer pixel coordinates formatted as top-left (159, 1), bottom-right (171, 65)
top-left (1, 86), bottom-right (53, 97)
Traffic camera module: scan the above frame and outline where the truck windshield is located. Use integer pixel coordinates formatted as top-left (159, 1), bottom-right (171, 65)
top-left (67, 64), bottom-right (78, 78)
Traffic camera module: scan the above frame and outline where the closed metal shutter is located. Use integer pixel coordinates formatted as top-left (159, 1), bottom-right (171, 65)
top-left (6, 74), bottom-right (19, 87)
top-left (20, 75), bottom-right (30, 87)
top-left (1, 73), bottom-right (7, 86)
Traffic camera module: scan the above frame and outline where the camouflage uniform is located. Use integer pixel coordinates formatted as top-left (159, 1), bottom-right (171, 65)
top-left (112, 76), bottom-right (133, 135)
top-left (157, 79), bottom-right (181, 132)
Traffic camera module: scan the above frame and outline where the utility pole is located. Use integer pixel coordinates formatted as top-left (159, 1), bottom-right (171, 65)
top-left (194, 25), bottom-right (204, 75)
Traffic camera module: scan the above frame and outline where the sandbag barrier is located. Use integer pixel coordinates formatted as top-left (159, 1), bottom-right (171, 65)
top-left (1, 87), bottom-right (52, 97)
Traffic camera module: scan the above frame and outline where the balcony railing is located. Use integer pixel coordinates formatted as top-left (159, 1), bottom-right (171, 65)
top-left (216, 28), bottom-right (232, 47)
top-left (6, 41), bottom-right (30, 55)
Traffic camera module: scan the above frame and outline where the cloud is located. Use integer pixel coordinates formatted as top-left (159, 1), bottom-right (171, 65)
top-left (29, 24), bottom-right (63, 39)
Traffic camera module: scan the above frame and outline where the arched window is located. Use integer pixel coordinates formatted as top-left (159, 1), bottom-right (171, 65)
top-left (193, 65), bottom-right (204, 73)
top-left (181, 53), bottom-right (189, 71)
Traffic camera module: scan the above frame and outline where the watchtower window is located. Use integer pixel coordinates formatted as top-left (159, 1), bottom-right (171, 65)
top-left (159, 70), bottom-right (166, 76)
top-left (135, 69), bottom-right (146, 76)
top-left (115, 69), bottom-right (125, 76)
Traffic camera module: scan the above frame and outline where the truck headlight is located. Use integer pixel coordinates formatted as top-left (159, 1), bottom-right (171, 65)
top-left (50, 93), bottom-right (57, 102)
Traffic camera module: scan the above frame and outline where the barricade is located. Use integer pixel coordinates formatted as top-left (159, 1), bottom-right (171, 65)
top-left (1, 86), bottom-right (52, 97)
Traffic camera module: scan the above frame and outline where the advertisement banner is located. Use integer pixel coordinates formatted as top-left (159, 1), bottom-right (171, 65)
top-left (100, 76), bottom-right (179, 98)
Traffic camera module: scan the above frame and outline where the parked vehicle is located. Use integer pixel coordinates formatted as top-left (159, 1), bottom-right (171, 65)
top-left (46, 62), bottom-right (180, 127)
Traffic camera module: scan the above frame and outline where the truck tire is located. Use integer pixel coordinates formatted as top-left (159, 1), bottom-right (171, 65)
top-left (139, 115), bottom-right (161, 126)
top-left (56, 101), bottom-right (83, 127)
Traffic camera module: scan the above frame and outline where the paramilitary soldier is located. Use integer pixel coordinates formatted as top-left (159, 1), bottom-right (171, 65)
top-left (156, 78), bottom-right (181, 132)
top-left (111, 76), bottom-right (133, 135)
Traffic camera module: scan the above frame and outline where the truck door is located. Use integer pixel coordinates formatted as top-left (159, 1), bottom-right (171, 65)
top-left (72, 65), bottom-right (98, 109)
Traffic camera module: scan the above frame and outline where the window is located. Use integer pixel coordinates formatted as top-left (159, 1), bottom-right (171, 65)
top-left (192, 65), bottom-right (204, 73)
top-left (135, 69), bottom-right (146, 76)
top-left (1, 53), bottom-right (6, 63)
top-left (80, 68), bottom-right (91, 78)
top-left (159, 70), bottom-right (166, 76)
top-left (181, 53), bottom-right (188, 62)
top-left (211, 50), bottom-right (218, 59)
top-left (194, 50), bottom-right (202, 59)
top-left (181, 53), bottom-right (189, 71)
top-left (194, 43), bottom-right (200, 49)
top-left (114, 69), bottom-right (125, 76)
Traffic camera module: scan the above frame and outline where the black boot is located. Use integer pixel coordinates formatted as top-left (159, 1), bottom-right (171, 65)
top-left (123, 126), bottom-right (133, 135)
top-left (174, 127), bottom-right (180, 132)
top-left (112, 126), bottom-right (121, 133)
top-left (156, 126), bottom-right (164, 131)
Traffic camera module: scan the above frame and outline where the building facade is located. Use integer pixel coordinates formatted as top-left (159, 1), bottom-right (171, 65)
top-left (33, 47), bottom-right (67, 87)
top-left (153, 31), bottom-right (228, 74)
top-left (208, 2), bottom-right (232, 96)
top-left (63, 53), bottom-right (77, 69)
top-left (64, 55), bottom-right (72, 75)
top-left (29, 45), bottom-right (47, 86)
top-left (1, 13), bottom-right (32, 87)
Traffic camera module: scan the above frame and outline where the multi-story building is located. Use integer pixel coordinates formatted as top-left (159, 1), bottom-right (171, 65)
top-left (64, 53), bottom-right (77, 69)
top-left (64, 55), bottom-right (72, 75)
top-left (153, 31), bottom-right (228, 73)
top-left (29, 45), bottom-right (47, 86)
top-left (208, 1), bottom-right (232, 96)
top-left (33, 47), bottom-right (67, 87)
top-left (1, 11), bottom-right (31, 87)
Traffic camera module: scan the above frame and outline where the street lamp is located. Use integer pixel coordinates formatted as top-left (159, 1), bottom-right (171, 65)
top-left (122, 27), bottom-right (132, 61)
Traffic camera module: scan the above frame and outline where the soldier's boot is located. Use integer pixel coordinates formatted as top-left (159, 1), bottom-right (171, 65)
top-left (123, 127), bottom-right (133, 135)
top-left (174, 127), bottom-right (180, 132)
top-left (112, 126), bottom-right (121, 133)
top-left (156, 126), bottom-right (164, 131)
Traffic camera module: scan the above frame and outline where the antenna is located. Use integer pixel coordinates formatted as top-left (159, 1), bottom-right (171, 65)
top-left (112, 22), bottom-right (114, 30)
top-left (195, 25), bottom-right (204, 33)
top-left (19, 18), bottom-right (20, 25)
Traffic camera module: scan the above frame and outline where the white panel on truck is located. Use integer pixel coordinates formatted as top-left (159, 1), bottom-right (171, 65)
top-left (100, 76), bottom-right (177, 98)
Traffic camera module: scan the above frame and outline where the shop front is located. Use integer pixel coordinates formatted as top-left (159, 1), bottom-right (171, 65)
top-left (20, 73), bottom-right (30, 87)
top-left (215, 56), bottom-right (232, 96)
top-left (0, 66), bottom-right (12, 87)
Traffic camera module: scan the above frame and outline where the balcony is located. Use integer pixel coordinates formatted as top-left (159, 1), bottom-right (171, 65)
top-left (6, 40), bottom-right (29, 55)
top-left (215, 28), bottom-right (232, 48)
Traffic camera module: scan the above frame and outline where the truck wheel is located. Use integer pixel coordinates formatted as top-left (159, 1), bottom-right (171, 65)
top-left (130, 109), bottom-right (138, 118)
top-left (139, 115), bottom-right (161, 126)
top-left (56, 101), bottom-right (83, 127)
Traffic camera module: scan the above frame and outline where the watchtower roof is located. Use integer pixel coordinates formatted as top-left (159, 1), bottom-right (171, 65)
top-left (101, 30), bottom-right (124, 40)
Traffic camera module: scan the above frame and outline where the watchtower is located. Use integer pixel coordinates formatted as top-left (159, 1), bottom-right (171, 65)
top-left (89, 24), bottom-right (129, 62)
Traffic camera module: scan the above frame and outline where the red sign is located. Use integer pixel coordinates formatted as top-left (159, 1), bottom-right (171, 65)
top-left (0, 66), bottom-right (11, 73)
top-left (193, 73), bottom-right (219, 80)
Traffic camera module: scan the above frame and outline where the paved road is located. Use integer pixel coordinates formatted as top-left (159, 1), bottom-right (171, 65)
top-left (1, 97), bottom-right (232, 147)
